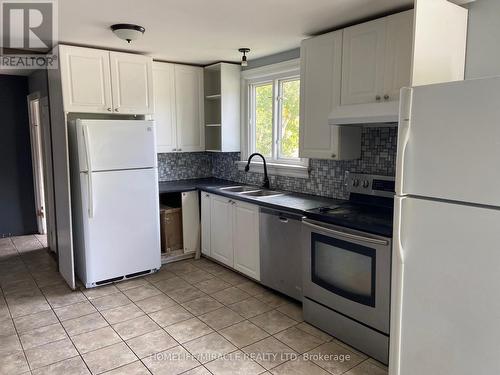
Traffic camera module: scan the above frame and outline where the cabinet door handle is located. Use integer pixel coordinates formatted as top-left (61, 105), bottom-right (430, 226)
top-left (384, 94), bottom-right (390, 101)
top-left (375, 95), bottom-right (381, 101)
top-left (177, 148), bottom-right (182, 152)
top-left (107, 107), bottom-right (111, 112)
top-left (205, 194), bottom-right (210, 197)
top-left (331, 153), bottom-right (336, 158)
top-left (115, 108), bottom-right (119, 112)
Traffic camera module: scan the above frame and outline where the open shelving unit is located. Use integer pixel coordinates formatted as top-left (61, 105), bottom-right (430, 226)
top-left (204, 63), bottom-right (241, 152)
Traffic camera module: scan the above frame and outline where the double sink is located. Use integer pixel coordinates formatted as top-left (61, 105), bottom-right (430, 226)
top-left (219, 185), bottom-right (286, 198)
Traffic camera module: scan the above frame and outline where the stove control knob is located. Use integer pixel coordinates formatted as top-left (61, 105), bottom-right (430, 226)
top-left (352, 179), bottom-right (360, 187)
top-left (362, 180), bottom-right (370, 188)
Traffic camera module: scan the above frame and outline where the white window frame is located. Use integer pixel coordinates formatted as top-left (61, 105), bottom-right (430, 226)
top-left (239, 58), bottom-right (309, 178)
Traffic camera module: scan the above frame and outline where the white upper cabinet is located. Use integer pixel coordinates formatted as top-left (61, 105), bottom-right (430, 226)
top-left (232, 200), bottom-right (260, 281)
top-left (109, 52), bottom-right (153, 114)
top-left (153, 62), bottom-right (177, 152)
top-left (174, 65), bottom-right (204, 152)
top-left (341, 18), bottom-right (387, 106)
top-left (59, 45), bottom-right (153, 114)
top-left (299, 30), bottom-right (361, 160)
top-left (59, 45), bottom-right (113, 113)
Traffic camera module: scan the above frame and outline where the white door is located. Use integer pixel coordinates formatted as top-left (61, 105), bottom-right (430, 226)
top-left (390, 197), bottom-right (500, 375)
top-left (82, 168), bottom-right (160, 283)
top-left (210, 195), bottom-right (233, 267)
top-left (232, 201), bottom-right (260, 280)
top-left (59, 45), bottom-right (113, 113)
top-left (109, 52), bottom-right (154, 114)
top-left (201, 192), bottom-right (211, 256)
top-left (77, 120), bottom-right (156, 172)
top-left (299, 31), bottom-right (342, 159)
top-left (383, 10), bottom-right (413, 101)
top-left (174, 65), bottom-right (204, 152)
top-left (341, 18), bottom-right (386, 105)
top-left (181, 191), bottom-right (200, 254)
top-left (397, 78), bottom-right (500, 207)
top-left (153, 62), bottom-right (177, 152)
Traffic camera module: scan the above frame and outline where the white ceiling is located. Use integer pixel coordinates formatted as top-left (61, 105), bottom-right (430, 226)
top-left (58, 0), bottom-right (414, 65)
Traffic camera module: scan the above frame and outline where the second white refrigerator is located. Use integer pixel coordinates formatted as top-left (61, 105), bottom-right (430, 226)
top-left (69, 119), bottom-right (161, 288)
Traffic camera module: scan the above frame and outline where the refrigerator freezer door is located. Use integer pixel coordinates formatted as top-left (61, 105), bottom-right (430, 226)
top-left (77, 119), bottom-right (156, 172)
top-left (390, 196), bottom-right (500, 375)
top-left (79, 168), bottom-right (160, 284)
top-left (397, 77), bottom-right (500, 206)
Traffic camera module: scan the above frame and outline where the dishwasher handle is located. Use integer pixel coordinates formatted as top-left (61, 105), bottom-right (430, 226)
top-left (259, 207), bottom-right (304, 222)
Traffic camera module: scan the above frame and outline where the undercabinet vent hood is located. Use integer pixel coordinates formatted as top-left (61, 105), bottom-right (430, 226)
top-left (328, 101), bottom-right (399, 127)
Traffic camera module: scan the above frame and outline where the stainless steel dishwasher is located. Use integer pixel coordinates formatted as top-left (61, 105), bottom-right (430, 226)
top-left (260, 207), bottom-right (304, 301)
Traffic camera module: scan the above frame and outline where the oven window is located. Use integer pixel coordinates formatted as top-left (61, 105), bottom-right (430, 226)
top-left (311, 233), bottom-right (376, 307)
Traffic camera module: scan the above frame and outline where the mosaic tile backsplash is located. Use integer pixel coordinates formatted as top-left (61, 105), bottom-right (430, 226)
top-left (158, 127), bottom-right (397, 199)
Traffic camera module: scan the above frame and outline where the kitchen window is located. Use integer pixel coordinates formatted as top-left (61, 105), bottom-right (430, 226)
top-left (240, 59), bottom-right (309, 178)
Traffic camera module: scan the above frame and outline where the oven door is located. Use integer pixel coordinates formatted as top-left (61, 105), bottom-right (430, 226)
top-left (302, 218), bottom-right (391, 334)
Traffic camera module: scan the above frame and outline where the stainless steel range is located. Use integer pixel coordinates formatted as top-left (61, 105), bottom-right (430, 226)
top-left (302, 172), bottom-right (394, 364)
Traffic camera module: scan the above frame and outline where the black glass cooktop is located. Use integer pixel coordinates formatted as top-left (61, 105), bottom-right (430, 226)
top-left (305, 196), bottom-right (394, 237)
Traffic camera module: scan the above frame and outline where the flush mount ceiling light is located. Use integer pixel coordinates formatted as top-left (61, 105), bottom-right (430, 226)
top-left (238, 48), bottom-right (250, 67)
top-left (110, 24), bottom-right (145, 43)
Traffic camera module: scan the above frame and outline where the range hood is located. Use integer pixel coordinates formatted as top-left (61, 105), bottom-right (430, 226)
top-left (328, 100), bottom-right (399, 127)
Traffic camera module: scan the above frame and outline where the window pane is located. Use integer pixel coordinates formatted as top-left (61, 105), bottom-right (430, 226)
top-left (254, 83), bottom-right (273, 157)
top-left (279, 79), bottom-right (300, 159)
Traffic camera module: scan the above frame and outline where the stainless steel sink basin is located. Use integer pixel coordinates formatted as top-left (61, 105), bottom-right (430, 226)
top-left (240, 190), bottom-right (285, 197)
top-left (219, 185), bottom-right (260, 193)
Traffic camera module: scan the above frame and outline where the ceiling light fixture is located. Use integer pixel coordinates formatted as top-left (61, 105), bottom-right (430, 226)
top-left (110, 24), bottom-right (145, 43)
top-left (238, 48), bottom-right (250, 67)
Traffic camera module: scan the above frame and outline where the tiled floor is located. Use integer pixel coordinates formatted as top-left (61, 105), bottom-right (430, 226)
top-left (0, 235), bottom-right (388, 375)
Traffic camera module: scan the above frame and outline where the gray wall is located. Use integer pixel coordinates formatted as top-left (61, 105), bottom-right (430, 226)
top-left (465, 0), bottom-right (500, 79)
top-left (0, 75), bottom-right (37, 236)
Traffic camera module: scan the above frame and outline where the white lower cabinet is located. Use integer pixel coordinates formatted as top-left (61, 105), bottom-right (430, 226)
top-left (181, 191), bottom-right (200, 253)
top-left (201, 193), bottom-right (260, 280)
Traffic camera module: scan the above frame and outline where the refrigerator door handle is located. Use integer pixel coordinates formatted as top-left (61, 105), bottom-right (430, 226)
top-left (396, 87), bottom-right (413, 196)
top-left (82, 125), bottom-right (94, 219)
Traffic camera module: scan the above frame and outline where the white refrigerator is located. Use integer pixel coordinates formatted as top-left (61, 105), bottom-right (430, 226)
top-left (390, 77), bottom-right (500, 375)
top-left (69, 119), bottom-right (161, 288)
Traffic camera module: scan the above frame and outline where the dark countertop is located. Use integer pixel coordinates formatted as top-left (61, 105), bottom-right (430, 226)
top-left (158, 178), bottom-right (341, 215)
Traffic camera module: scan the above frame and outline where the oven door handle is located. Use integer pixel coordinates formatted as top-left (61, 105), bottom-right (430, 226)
top-left (302, 219), bottom-right (389, 246)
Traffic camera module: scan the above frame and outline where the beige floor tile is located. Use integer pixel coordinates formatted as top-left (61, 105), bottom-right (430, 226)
top-left (102, 361), bottom-right (150, 374)
top-left (254, 290), bottom-right (289, 308)
top-left (295, 322), bottom-right (332, 342)
top-left (53, 301), bottom-right (97, 322)
top-left (166, 285), bottom-right (207, 304)
top-left (0, 350), bottom-right (30, 374)
top-left (115, 277), bottom-right (149, 291)
top-left (270, 356), bottom-right (329, 375)
top-left (237, 281), bottom-right (268, 296)
top-left (198, 306), bottom-right (245, 330)
top-left (91, 292), bottom-right (131, 311)
top-left (72, 326), bottom-right (122, 354)
top-left (13, 312), bottom-right (58, 338)
top-left (0, 318), bottom-right (16, 337)
top-left (164, 317), bottom-right (213, 343)
top-left (123, 284), bottom-right (162, 302)
top-left (211, 286), bottom-right (251, 305)
top-left (242, 336), bottom-right (296, 370)
top-left (219, 321), bottom-right (269, 348)
top-left (62, 312), bottom-right (109, 336)
top-left (183, 332), bottom-right (237, 364)
top-left (113, 315), bottom-right (160, 340)
top-left (366, 358), bottom-right (388, 371)
top-left (41, 284), bottom-right (86, 308)
top-left (194, 278), bottom-right (231, 294)
top-left (205, 350), bottom-right (265, 375)
top-left (344, 360), bottom-right (388, 375)
top-left (0, 333), bottom-right (22, 355)
top-left (181, 296), bottom-right (223, 316)
top-left (8, 295), bottom-right (51, 317)
top-left (144, 268), bottom-right (177, 283)
top-left (81, 284), bottom-right (120, 300)
top-left (217, 270), bottom-right (249, 285)
top-left (331, 339), bottom-right (368, 360)
top-left (19, 322), bottom-right (67, 350)
top-left (180, 270), bottom-right (215, 284)
top-left (306, 341), bottom-right (365, 374)
top-left (277, 302), bottom-right (303, 322)
top-left (142, 345), bottom-right (200, 375)
top-left (126, 329), bottom-right (177, 359)
top-left (149, 304), bottom-right (193, 327)
top-left (134, 293), bottom-right (176, 313)
top-left (25, 337), bottom-right (78, 370)
top-left (274, 326), bottom-right (325, 354)
top-left (31, 356), bottom-right (90, 375)
top-left (182, 366), bottom-right (212, 375)
top-left (165, 262), bottom-right (199, 274)
top-left (153, 276), bottom-right (190, 293)
top-left (100, 303), bottom-right (145, 325)
top-left (229, 297), bottom-right (273, 319)
top-left (82, 342), bottom-right (137, 374)
top-left (250, 310), bottom-right (298, 334)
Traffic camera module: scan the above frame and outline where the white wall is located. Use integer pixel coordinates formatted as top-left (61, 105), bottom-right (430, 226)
top-left (465, 0), bottom-right (500, 79)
